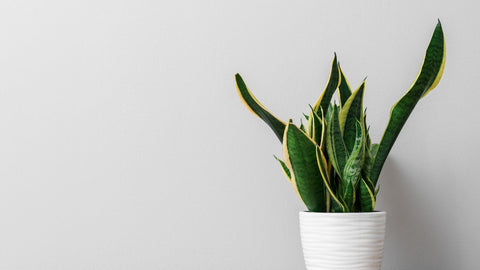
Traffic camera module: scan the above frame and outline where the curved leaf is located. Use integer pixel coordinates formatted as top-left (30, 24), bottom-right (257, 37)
top-left (235, 73), bottom-right (287, 142)
top-left (283, 123), bottom-right (326, 212)
top-left (274, 155), bottom-right (291, 183)
top-left (371, 20), bottom-right (446, 185)
top-left (362, 145), bottom-right (374, 181)
top-left (299, 119), bottom-right (306, 133)
top-left (359, 178), bottom-right (376, 212)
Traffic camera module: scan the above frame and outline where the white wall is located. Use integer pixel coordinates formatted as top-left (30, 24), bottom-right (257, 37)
top-left (0, 0), bottom-right (477, 269)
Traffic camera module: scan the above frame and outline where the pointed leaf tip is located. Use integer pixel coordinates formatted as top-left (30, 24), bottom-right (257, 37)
top-left (370, 21), bottom-right (446, 184)
top-left (235, 73), bottom-right (287, 142)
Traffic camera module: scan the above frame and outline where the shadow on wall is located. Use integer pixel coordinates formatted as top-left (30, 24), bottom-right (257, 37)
top-left (379, 158), bottom-right (459, 270)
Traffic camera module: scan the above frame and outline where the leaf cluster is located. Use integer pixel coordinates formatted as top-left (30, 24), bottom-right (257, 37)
top-left (235, 21), bottom-right (445, 212)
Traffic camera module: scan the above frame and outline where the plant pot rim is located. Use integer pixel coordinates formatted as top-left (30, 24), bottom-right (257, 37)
top-left (300, 210), bottom-right (386, 216)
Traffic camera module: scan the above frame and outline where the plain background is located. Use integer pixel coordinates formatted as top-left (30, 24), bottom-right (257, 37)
top-left (0, 0), bottom-right (478, 269)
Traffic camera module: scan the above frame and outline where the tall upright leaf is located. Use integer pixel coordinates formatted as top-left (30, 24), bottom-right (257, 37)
top-left (339, 81), bottom-right (365, 153)
top-left (235, 74), bottom-right (287, 142)
top-left (371, 20), bottom-right (446, 185)
top-left (283, 123), bottom-right (326, 212)
top-left (308, 106), bottom-right (324, 147)
top-left (341, 122), bottom-right (365, 209)
top-left (325, 105), bottom-right (348, 178)
top-left (370, 143), bottom-right (380, 159)
top-left (338, 63), bottom-right (352, 107)
top-left (363, 111), bottom-right (372, 149)
top-left (312, 54), bottom-right (341, 116)
top-left (316, 147), bottom-right (346, 212)
top-left (362, 145), bottom-right (374, 181)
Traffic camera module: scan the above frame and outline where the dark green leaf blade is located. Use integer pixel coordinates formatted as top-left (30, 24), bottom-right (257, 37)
top-left (339, 81), bottom-right (365, 153)
top-left (274, 155), bottom-right (291, 182)
top-left (325, 105), bottom-right (348, 178)
top-left (359, 178), bottom-right (376, 212)
top-left (308, 106), bottom-right (324, 147)
top-left (338, 63), bottom-right (352, 107)
top-left (300, 119), bottom-right (306, 133)
top-left (235, 73), bottom-right (287, 142)
top-left (316, 147), bottom-right (346, 212)
top-left (283, 123), bottom-right (326, 212)
top-left (371, 21), bottom-right (446, 185)
top-left (341, 121), bottom-right (365, 209)
top-left (312, 54), bottom-right (341, 116)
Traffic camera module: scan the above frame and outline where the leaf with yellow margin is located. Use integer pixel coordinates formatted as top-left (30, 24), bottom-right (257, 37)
top-left (371, 20), bottom-right (446, 185)
top-left (235, 74), bottom-right (287, 142)
top-left (283, 122), bottom-right (327, 212)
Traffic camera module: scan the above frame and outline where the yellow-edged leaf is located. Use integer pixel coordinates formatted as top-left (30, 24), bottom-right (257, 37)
top-left (274, 155), bottom-right (291, 183)
top-left (359, 178), bottom-right (376, 211)
top-left (235, 74), bottom-right (287, 142)
top-left (371, 20), bottom-right (446, 185)
top-left (339, 81), bottom-right (365, 153)
top-left (338, 63), bottom-right (353, 107)
top-left (312, 54), bottom-right (341, 116)
top-left (283, 122), bottom-right (327, 212)
top-left (316, 147), bottom-right (346, 212)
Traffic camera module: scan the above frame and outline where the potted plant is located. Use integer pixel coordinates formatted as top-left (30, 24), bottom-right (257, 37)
top-left (234, 21), bottom-right (445, 270)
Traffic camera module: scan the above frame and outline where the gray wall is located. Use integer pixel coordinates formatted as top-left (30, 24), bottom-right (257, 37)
top-left (0, 0), bottom-right (477, 269)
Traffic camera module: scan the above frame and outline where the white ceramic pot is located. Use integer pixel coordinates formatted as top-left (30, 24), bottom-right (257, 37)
top-left (299, 211), bottom-right (386, 270)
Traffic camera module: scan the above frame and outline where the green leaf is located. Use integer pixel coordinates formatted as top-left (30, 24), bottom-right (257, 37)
top-left (370, 143), bottom-right (380, 159)
top-left (371, 20), bottom-right (446, 185)
top-left (359, 178), bottom-right (376, 212)
top-left (316, 147), bottom-right (346, 212)
top-left (341, 121), bottom-right (365, 209)
top-left (274, 155), bottom-right (291, 183)
top-left (283, 123), bottom-right (326, 212)
top-left (312, 54), bottom-right (341, 116)
top-left (362, 144), bottom-right (374, 181)
top-left (326, 103), bottom-right (334, 122)
top-left (300, 119), bottom-right (306, 133)
top-left (308, 105), bottom-right (324, 147)
top-left (235, 73), bottom-right (287, 142)
top-left (339, 81), bottom-right (365, 153)
top-left (364, 111), bottom-right (372, 149)
top-left (338, 63), bottom-right (352, 107)
top-left (325, 105), bottom-right (348, 178)
top-left (362, 111), bottom-right (375, 179)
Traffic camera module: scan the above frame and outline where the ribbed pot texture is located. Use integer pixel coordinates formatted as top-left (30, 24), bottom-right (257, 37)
top-left (299, 211), bottom-right (386, 270)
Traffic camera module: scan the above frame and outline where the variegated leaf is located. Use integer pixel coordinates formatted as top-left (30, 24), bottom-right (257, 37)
top-left (235, 74), bottom-right (287, 142)
top-left (371, 21), bottom-right (446, 185)
top-left (283, 122), bottom-right (326, 212)
top-left (312, 54), bottom-right (341, 116)
top-left (316, 147), bottom-right (346, 212)
top-left (339, 81), bottom-right (365, 153)
top-left (274, 155), bottom-right (291, 183)
top-left (325, 105), bottom-right (348, 178)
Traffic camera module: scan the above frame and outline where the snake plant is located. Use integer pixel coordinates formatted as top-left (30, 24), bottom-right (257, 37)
top-left (235, 21), bottom-right (445, 212)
